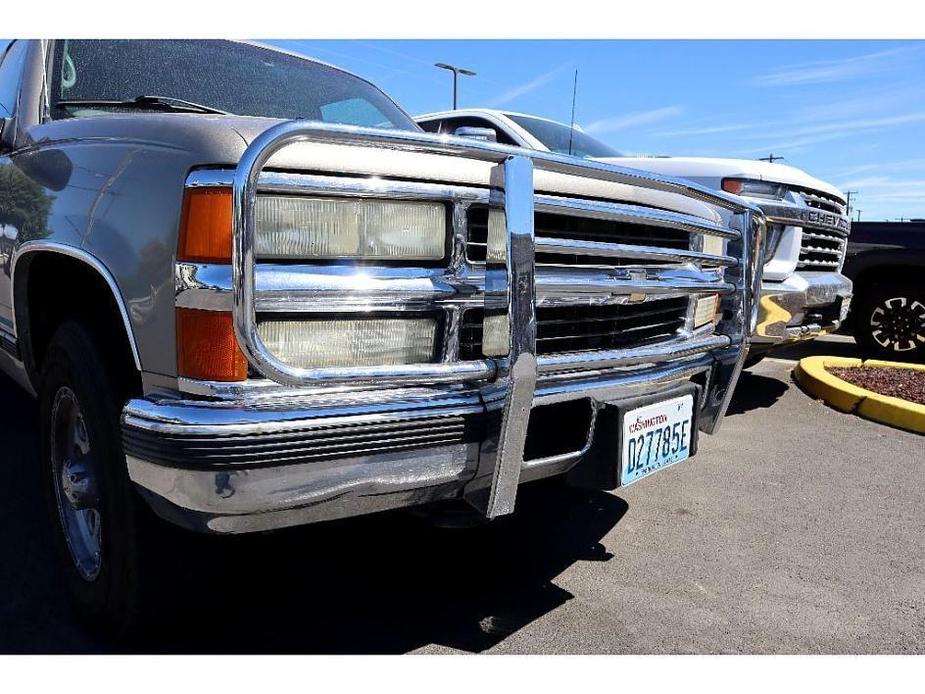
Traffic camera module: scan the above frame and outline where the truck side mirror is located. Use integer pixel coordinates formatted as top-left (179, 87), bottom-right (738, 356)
top-left (454, 126), bottom-right (498, 143)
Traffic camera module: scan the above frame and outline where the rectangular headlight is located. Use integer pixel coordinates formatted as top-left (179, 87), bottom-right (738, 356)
top-left (257, 317), bottom-right (437, 369)
top-left (693, 294), bottom-right (720, 328)
top-left (255, 196), bottom-right (446, 261)
top-left (701, 235), bottom-right (725, 257)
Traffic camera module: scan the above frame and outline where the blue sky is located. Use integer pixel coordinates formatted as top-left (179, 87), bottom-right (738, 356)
top-left (272, 40), bottom-right (925, 221)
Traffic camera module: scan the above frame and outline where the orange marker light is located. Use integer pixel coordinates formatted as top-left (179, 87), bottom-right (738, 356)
top-left (176, 308), bottom-right (247, 382)
top-left (178, 187), bottom-right (233, 263)
top-left (721, 179), bottom-right (744, 195)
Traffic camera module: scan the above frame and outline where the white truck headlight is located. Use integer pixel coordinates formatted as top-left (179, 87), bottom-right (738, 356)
top-left (255, 196), bottom-right (446, 261)
top-left (721, 178), bottom-right (787, 200)
top-left (257, 317), bottom-right (438, 368)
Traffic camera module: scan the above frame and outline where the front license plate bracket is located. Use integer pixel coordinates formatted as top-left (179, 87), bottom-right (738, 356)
top-left (566, 384), bottom-right (701, 491)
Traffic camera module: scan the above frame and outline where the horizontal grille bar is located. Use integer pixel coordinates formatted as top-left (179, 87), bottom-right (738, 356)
top-left (467, 205), bottom-right (690, 266)
top-left (798, 226), bottom-right (846, 271)
top-left (536, 332), bottom-right (730, 373)
top-left (535, 236), bottom-right (737, 268)
top-left (799, 190), bottom-right (846, 216)
top-left (460, 297), bottom-right (690, 359)
top-left (535, 195), bottom-right (738, 239)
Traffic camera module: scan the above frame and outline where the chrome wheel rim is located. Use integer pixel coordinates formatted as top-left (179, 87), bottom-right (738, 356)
top-left (50, 386), bottom-right (103, 581)
top-left (870, 296), bottom-right (925, 353)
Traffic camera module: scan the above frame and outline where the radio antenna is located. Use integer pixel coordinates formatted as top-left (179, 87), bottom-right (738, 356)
top-left (568, 69), bottom-right (578, 156)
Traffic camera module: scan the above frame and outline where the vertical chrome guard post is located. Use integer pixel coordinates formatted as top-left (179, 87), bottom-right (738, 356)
top-left (746, 212), bottom-right (766, 337)
top-left (485, 156), bottom-right (537, 519)
top-left (701, 209), bottom-right (765, 434)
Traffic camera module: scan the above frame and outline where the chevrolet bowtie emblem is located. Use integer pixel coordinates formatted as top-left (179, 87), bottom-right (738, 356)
top-left (627, 269), bottom-right (647, 303)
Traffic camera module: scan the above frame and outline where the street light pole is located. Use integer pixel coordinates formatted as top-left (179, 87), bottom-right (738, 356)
top-left (435, 63), bottom-right (476, 110)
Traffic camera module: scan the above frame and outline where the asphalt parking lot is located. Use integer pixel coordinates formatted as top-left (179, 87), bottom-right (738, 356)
top-left (1, 334), bottom-right (922, 654)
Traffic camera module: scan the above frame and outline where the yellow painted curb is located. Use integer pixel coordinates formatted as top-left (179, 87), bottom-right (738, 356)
top-left (793, 356), bottom-right (925, 434)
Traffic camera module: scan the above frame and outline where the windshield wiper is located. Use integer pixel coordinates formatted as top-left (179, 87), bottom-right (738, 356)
top-left (56, 95), bottom-right (232, 115)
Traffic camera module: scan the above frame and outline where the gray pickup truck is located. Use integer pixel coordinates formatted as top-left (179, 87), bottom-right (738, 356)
top-left (0, 40), bottom-right (761, 633)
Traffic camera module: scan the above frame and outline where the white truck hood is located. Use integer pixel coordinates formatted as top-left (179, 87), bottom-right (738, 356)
top-left (596, 156), bottom-right (846, 203)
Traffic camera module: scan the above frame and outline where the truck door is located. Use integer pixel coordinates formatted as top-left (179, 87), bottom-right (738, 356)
top-left (0, 40), bottom-right (30, 336)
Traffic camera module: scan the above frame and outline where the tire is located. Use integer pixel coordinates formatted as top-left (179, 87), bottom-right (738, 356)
top-left (39, 321), bottom-right (176, 638)
top-left (853, 279), bottom-right (925, 362)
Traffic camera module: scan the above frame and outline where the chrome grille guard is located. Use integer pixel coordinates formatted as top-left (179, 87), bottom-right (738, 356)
top-left (231, 120), bottom-right (764, 518)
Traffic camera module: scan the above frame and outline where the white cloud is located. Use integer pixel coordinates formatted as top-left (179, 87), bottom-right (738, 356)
top-left (584, 106), bottom-right (684, 134)
top-left (486, 63), bottom-right (572, 107)
top-left (754, 46), bottom-right (923, 87)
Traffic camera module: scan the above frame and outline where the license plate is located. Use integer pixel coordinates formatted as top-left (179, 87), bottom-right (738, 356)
top-left (620, 394), bottom-right (694, 486)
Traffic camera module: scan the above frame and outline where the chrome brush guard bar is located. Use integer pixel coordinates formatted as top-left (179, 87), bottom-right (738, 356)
top-left (231, 120), bottom-right (763, 518)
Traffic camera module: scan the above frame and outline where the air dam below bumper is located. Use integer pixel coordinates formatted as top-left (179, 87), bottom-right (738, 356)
top-left (751, 271), bottom-right (852, 350)
top-left (124, 346), bottom-right (739, 534)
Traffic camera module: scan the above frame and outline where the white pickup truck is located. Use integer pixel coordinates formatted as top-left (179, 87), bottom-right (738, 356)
top-left (417, 109), bottom-right (853, 363)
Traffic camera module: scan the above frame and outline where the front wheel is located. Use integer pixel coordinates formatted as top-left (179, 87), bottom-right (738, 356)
top-left (39, 322), bottom-right (175, 637)
top-left (853, 280), bottom-right (925, 362)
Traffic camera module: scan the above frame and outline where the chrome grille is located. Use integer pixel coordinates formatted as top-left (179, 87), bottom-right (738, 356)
top-left (798, 227), bottom-right (846, 271)
top-left (799, 189), bottom-right (846, 216)
top-left (467, 205), bottom-right (691, 265)
top-left (460, 297), bottom-right (690, 359)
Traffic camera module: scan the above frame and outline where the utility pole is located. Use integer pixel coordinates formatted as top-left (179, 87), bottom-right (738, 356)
top-left (845, 190), bottom-right (858, 215)
top-left (434, 63), bottom-right (476, 110)
top-left (856, 209), bottom-right (863, 222)
top-left (759, 153), bottom-right (785, 163)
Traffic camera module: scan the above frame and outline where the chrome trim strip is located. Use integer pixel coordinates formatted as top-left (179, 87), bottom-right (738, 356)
top-left (760, 202), bottom-right (850, 236)
top-left (536, 332), bottom-right (729, 373)
top-left (534, 237), bottom-right (737, 267)
top-left (11, 241), bottom-right (143, 370)
top-left (123, 392), bottom-right (485, 436)
top-left (176, 261), bottom-right (732, 314)
top-left (534, 195), bottom-right (740, 240)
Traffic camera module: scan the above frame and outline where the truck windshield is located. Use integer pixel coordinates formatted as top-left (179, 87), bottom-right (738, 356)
top-left (50, 40), bottom-right (418, 130)
top-left (506, 114), bottom-right (622, 158)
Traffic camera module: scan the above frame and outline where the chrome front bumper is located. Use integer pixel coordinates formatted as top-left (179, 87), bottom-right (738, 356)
top-left (752, 271), bottom-right (853, 349)
top-left (124, 347), bottom-right (739, 534)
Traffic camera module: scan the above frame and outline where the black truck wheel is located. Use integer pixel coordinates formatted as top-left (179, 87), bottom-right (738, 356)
top-left (39, 321), bottom-right (175, 638)
top-left (853, 280), bottom-right (925, 362)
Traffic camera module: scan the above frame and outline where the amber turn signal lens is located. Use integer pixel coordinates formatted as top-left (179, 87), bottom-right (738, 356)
top-left (178, 187), bottom-right (233, 263)
top-left (721, 179), bottom-right (744, 195)
top-left (176, 308), bottom-right (247, 381)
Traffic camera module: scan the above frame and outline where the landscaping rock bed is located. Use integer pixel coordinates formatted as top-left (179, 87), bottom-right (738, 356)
top-left (828, 366), bottom-right (925, 406)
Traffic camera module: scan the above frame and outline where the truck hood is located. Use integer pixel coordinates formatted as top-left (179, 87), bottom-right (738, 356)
top-left (596, 156), bottom-right (846, 203)
top-left (28, 115), bottom-right (729, 225)
top-left (235, 121), bottom-right (728, 225)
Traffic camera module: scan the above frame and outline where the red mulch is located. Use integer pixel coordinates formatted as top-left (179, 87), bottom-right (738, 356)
top-left (828, 366), bottom-right (925, 406)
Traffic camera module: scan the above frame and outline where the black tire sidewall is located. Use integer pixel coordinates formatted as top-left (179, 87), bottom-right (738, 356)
top-left (854, 281), bottom-right (925, 361)
top-left (38, 321), bottom-right (145, 634)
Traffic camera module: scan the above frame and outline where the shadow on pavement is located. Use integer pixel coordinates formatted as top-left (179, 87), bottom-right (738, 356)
top-left (726, 369), bottom-right (788, 416)
top-left (772, 336), bottom-right (861, 362)
top-left (0, 373), bottom-right (628, 654)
